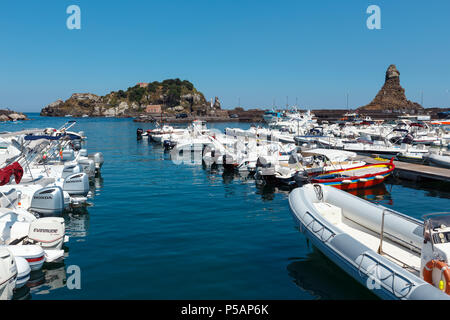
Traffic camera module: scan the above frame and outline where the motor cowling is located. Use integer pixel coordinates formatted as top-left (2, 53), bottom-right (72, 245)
top-left (30, 186), bottom-right (65, 216)
top-left (61, 163), bottom-right (83, 179)
top-left (27, 217), bottom-right (65, 251)
top-left (88, 152), bottom-right (104, 170)
top-left (63, 173), bottom-right (89, 196)
top-left (61, 149), bottom-right (75, 162)
top-left (78, 158), bottom-right (95, 177)
top-left (0, 247), bottom-right (17, 300)
top-left (79, 149), bottom-right (88, 157)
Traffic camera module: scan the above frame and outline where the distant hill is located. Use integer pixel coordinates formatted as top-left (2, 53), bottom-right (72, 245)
top-left (41, 79), bottom-right (221, 117)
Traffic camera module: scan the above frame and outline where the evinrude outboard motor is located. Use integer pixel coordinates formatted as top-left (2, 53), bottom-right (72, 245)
top-left (9, 217), bottom-right (66, 251)
top-left (137, 128), bottom-right (144, 140)
top-left (30, 186), bottom-right (65, 216)
top-left (63, 173), bottom-right (89, 197)
top-left (61, 163), bottom-right (83, 179)
top-left (0, 247), bottom-right (17, 300)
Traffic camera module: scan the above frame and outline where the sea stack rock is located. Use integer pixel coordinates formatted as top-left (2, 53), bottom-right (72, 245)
top-left (358, 64), bottom-right (423, 113)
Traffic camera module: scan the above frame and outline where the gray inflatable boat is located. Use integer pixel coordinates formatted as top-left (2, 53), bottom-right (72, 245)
top-left (289, 183), bottom-right (450, 300)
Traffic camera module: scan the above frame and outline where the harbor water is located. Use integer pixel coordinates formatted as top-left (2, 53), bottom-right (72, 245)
top-left (6, 114), bottom-right (450, 300)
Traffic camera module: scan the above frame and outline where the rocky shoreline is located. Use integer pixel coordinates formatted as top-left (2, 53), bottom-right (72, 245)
top-left (0, 110), bottom-right (29, 122)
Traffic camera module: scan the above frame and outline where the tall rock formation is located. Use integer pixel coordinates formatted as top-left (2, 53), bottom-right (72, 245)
top-left (358, 64), bottom-right (423, 113)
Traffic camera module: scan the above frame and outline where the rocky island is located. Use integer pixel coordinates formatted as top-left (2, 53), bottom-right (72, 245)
top-left (41, 79), bottom-right (230, 120)
top-left (0, 109), bottom-right (28, 122)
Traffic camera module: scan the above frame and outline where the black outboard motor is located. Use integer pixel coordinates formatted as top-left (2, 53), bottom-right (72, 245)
top-left (163, 140), bottom-right (176, 151)
top-left (294, 171), bottom-right (310, 187)
top-left (137, 128), bottom-right (144, 140)
top-left (402, 134), bottom-right (414, 145)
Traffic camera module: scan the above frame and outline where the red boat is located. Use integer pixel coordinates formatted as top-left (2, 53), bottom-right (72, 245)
top-left (311, 158), bottom-right (395, 190)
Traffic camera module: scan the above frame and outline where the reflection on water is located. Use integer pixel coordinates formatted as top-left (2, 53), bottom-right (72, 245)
top-left (287, 248), bottom-right (378, 300)
top-left (347, 183), bottom-right (393, 206)
top-left (32, 263), bottom-right (67, 296)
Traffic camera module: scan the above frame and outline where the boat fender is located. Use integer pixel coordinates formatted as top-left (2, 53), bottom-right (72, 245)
top-left (423, 260), bottom-right (450, 294)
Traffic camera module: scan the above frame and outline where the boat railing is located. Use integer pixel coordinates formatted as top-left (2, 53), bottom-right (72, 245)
top-left (0, 190), bottom-right (17, 209)
top-left (356, 252), bottom-right (415, 299)
top-left (377, 208), bottom-right (422, 270)
top-left (303, 210), bottom-right (336, 242)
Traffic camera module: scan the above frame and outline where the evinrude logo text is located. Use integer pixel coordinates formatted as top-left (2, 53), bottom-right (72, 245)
top-left (67, 180), bottom-right (82, 183)
top-left (33, 228), bottom-right (58, 233)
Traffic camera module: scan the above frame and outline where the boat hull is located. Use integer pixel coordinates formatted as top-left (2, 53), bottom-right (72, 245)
top-left (311, 161), bottom-right (395, 190)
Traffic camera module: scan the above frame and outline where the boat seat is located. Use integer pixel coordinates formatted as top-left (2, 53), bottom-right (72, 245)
top-left (313, 202), bottom-right (342, 225)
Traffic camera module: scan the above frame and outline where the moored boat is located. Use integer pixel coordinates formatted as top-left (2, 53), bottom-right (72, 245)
top-left (288, 184), bottom-right (450, 300)
top-left (311, 159), bottom-right (395, 190)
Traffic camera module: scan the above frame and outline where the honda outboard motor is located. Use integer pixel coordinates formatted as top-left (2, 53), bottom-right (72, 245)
top-left (61, 163), bottom-right (83, 179)
top-left (78, 158), bottom-right (95, 178)
top-left (0, 247), bottom-right (17, 300)
top-left (61, 149), bottom-right (75, 162)
top-left (63, 173), bottom-right (89, 196)
top-left (30, 186), bottom-right (65, 216)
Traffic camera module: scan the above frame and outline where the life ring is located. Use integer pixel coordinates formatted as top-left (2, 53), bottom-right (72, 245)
top-left (423, 260), bottom-right (450, 294)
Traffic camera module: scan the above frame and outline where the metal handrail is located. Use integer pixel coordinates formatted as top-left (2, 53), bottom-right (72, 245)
top-left (303, 211), bottom-right (336, 242)
top-left (357, 252), bottom-right (415, 299)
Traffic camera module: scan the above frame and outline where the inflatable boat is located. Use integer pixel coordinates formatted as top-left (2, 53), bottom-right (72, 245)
top-left (289, 184), bottom-right (450, 300)
top-left (311, 159), bottom-right (394, 190)
top-left (424, 152), bottom-right (450, 169)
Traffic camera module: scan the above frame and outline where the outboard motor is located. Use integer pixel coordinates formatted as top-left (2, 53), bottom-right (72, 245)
top-left (30, 186), bottom-right (65, 216)
top-left (402, 134), bottom-right (414, 145)
top-left (71, 140), bottom-right (82, 151)
top-left (79, 149), bottom-right (88, 157)
top-left (63, 173), bottom-right (89, 197)
top-left (0, 247), bottom-right (17, 300)
top-left (9, 217), bottom-right (66, 251)
top-left (88, 152), bottom-right (104, 170)
top-left (163, 140), bottom-right (176, 151)
top-left (137, 128), bottom-right (144, 140)
top-left (61, 149), bottom-right (75, 162)
top-left (78, 158), bottom-right (95, 178)
top-left (61, 163), bottom-right (83, 179)
top-left (27, 218), bottom-right (65, 251)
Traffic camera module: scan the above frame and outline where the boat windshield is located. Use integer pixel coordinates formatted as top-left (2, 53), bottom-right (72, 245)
top-left (423, 213), bottom-right (450, 230)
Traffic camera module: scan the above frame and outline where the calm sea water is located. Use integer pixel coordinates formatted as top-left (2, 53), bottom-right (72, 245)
top-left (4, 113), bottom-right (450, 300)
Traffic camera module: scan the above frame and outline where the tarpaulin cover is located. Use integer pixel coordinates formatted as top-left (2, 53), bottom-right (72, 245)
top-left (0, 162), bottom-right (23, 185)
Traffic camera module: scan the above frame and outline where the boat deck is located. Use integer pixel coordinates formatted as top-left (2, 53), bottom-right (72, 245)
top-left (313, 202), bottom-right (421, 275)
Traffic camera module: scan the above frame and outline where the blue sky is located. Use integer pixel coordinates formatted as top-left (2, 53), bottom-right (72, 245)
top-left (1, 0), bottom-right (449, 112)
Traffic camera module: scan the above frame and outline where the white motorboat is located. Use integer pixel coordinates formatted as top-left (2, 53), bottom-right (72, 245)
top-left (289, 184), bottom-right (450, 300)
